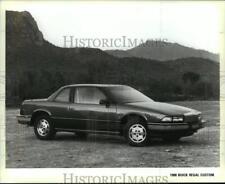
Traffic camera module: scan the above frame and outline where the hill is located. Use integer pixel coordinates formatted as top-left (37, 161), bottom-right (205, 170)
top-left (106, 40), bottom-right (219, 62)
top-left (6, 11), bottom-right (219, 105)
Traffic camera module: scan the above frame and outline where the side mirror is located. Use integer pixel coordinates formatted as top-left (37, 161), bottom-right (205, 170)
top-left (99, 99), bottom-right (110, 107)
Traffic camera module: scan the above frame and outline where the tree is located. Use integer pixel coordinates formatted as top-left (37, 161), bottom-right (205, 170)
top-left (182, 72), bottom-right (200, 98)
top-left (182, 72), bottom-right (200, 85)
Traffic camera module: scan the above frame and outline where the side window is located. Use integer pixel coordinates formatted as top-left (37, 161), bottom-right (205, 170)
top-left (75, 87), bottom-right (106, 104)
top-left (54, 88), bottom-right (70, 102)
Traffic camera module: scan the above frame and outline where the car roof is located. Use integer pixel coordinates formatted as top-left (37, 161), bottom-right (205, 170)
top-left (63, 84), bottom-right (129, 88)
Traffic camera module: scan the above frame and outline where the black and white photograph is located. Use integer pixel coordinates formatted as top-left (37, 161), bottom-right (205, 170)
top-left (0, 0), bottom-right (225, 183)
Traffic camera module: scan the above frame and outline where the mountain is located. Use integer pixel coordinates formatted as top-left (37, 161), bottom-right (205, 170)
top-left (6, 11), bottom-right (44, 48)
top-left (6, 11), bottom-right (219, 105)
top-left (106, 40), bottom-right (219, 62)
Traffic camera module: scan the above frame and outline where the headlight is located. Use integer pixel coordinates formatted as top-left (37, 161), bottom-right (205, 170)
top-left (173, 116), bottom-right (184, 122)
top-left (161, 116), bottom-right (184, 123)
top-left (161, 116), bottom-right (172, 122)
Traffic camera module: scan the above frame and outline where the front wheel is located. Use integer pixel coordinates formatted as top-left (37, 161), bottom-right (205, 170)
top-left (124, 117), bottom-right (149, 146)
top-left (34, 115), bottom-right (56, 140)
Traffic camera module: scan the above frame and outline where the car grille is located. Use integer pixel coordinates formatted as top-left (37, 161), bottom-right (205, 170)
top-left (184, 114), bottom-right (201, 124)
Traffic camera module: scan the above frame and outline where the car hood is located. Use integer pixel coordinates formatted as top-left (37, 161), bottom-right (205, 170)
top-left (126, 101), bottom-right (199, 116)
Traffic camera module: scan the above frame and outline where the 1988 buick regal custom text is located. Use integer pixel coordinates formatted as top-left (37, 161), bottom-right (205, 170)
top-left (17, 84), bottom-right (205, 146)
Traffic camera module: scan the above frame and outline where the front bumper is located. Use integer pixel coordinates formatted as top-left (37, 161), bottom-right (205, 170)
top-left (17, 115), bottom-right (31, 125)
top-left (147, 119), bottom-right (206, 132)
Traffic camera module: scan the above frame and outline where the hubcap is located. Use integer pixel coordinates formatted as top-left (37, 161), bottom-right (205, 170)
top-left (37, 119), bottom-right (50, 136)
top-left (129, 124), bottom-right (147, 143)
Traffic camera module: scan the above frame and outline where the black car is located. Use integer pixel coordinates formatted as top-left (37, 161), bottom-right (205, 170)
top-left (17, 84), bottom-right (205, 146)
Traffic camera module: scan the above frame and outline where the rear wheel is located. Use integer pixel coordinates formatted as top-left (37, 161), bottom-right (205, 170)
top-left (124, 116), bottom-right (149, 146)
top-left (34, 115), bottom-right (56, 140)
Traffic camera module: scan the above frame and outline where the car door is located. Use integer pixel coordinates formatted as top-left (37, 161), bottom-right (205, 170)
top-left (68, 87), bottom-right (117, 131)
top-left (49, 87), bottom-right (73, 129)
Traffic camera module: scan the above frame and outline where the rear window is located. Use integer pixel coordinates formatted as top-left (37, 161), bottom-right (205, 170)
top-left (74, 87), bottom-right (106, 104)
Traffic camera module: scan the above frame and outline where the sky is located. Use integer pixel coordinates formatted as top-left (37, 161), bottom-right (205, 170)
top-left (3, 1), bottom-right (222, 53)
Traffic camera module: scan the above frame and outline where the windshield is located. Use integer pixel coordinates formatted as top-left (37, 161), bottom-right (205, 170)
top-left (105, 86), bottom-right (153, 103)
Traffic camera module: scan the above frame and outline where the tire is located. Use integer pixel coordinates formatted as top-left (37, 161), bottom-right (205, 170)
top-left (163, 136), bottom-right (181, 142)
top-left (75, 132), bottom-right (88, 139)
top-left (124, 116), bottom-right (149, 147)
top-left (34, 115), bottom-right (56, 140)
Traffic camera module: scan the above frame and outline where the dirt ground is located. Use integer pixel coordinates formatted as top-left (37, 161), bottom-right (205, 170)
top-left (6, 101), bottom-right (219, 168)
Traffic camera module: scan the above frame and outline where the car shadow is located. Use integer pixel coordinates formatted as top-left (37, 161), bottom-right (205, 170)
top-left (52, 132), bottom-right (207, 147)
top-left (54, 132), bottom-right (127, 145)
top-left (148, 138), bottom-right (194, 146)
